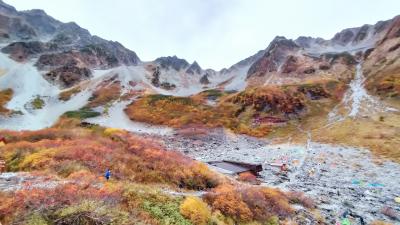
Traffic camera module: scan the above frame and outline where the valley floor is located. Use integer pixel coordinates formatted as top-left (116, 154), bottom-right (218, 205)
top-left (81, 100), bottom-right (400, 224)
top-left (158, 129), bottom-right (400, 225)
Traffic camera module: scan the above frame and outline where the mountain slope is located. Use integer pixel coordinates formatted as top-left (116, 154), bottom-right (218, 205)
top-left (0, 0), bottom-right (398, 133)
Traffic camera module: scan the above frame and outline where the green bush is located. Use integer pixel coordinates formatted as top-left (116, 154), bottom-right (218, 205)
top-left (25, 213), bottom-right (49, 225)
top-left (64, 107), bottom-right (101, 119)
top-left (55, 200), bottom-right (129, 225)
top-left (264, 216), bottom-right (279, 225)
top-left (123, 186), bottom-right (192, 225)
top-left (32, 96), bottom-right (45, 109)
top-left (202, 89), bottom-right (223, 99)
top-left (148, 94), bottom-right (194, 106)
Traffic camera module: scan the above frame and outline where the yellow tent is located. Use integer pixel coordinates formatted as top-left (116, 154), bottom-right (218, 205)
top-left (0, 141), bottom-right (5, 147)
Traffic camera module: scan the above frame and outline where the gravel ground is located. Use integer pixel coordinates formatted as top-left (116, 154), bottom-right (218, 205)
top-left (0, 172), bottom-right (66, 192)
top-left (159, 128), bottom-right (400, 225)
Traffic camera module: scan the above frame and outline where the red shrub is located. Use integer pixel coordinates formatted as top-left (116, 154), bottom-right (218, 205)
top-left (238, 172), bottom-right (258, 183)
top-left (286, 191), bottom-right (315, 208)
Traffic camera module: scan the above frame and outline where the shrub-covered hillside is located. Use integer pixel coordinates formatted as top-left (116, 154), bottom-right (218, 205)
top-left (0, 123), bottom-right (313, 225)
top-left (125, 79), bottom-right (345, 137)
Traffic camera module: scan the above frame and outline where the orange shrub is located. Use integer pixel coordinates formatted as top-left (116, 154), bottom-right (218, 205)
top-left (204, 184), bottom-right (253, 222)
top-left (205, 184), bottom-right (294, 222)
top-left (88, 81), bottom-right (121, 107)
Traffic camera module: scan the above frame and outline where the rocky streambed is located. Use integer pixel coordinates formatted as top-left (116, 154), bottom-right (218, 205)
top-left (159, 128), bottom-right (400, 225)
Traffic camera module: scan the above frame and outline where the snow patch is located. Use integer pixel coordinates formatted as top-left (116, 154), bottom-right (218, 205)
top-left (85, 100), bottom-right (173, 135)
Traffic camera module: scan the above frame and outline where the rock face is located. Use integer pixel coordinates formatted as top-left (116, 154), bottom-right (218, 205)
top-left (0, 0), bottom-right (140, 87)
top-left (363, 16), bottom-right (400, 99)
top-left (200, 74), bottom-right (210, 85)
top-left (247, 36), bottom-right (300, 77)
top-left (243, 16), bottom-right (400, 89)
top-left (45, 64), bottom-right (91, 88)
top-left (1, 41), bottom-right (49, 61)
top-left (155, 56), bottom-right (190, 71)
top-left (186, 61), bottom-right (202, 75)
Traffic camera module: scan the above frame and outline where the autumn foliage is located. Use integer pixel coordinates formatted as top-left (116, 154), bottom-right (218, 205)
top-left (180, 197), bottom-right (211, 225)
top-left (0, 88), bottom-right (13, 115)
top-left (0, 123), bottom-right (301, 224)
top-left (204, 184), bottom-right (294, 222)
top-left (237, 171), bottom-right (258, 183)
top-left (0, 127), bottom-right (219, 189)
top-left (124, 80), bottom-right (345, 138)
top-left (124, 94), bottom-right (270, 137)
top-left (88, 79), bottom-right (122, 107)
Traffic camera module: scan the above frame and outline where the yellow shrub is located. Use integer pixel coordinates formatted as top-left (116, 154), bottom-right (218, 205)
top-left (104, 128), bottom-right (124, 136)
top-left (180, 196), bottom-right (211, 225)
top-left (20, 148), bottom-right (57, 170)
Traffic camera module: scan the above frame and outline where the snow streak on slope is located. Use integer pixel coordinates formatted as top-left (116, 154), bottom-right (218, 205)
top-left (345, 63), bottom-right (380, 117)
top-left (328, 63), bottom-right (396, 123)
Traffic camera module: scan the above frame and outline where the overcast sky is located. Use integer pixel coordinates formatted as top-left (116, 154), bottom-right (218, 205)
top-left (4, 0), bottom-right (400, 70)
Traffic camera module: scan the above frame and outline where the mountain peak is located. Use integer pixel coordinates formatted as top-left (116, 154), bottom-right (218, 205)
top-left (186, 61), bottom-right (202, 74)
top-left (155, 55), bottom-right (190, 71)
top-left (0, 0), bottom-right (17, 14)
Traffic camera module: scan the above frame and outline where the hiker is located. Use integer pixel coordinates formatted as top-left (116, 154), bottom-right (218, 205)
top-left (105, 169), bottom-right (111, 181)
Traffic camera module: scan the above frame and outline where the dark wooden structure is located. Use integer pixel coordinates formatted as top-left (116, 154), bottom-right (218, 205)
top-left (207, 160), bottom-right (263, 176)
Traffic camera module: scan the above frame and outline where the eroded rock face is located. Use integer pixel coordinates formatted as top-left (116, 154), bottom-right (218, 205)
top-left (354, 15), bottom-right (400, 99)
top-left (380, 16), bottom-right (400, 41)
top-left (247, 36), bottom-right (300, 77)
top-left (1, 41), bottom-right (48, 61)
top-left (45, 64), bottom-right (91, 88)
top-left (281, 55), bottom-right (298, 74)
top-left (200, 74), bottom-right (210, 85)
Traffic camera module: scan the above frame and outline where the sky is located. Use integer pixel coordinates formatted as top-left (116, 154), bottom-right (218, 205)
top-left (4, 0), bottom-right (400, 70)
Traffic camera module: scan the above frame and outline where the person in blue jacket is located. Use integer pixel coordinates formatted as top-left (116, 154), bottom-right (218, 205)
top-left (105, 169), bottom-right (111, 181)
